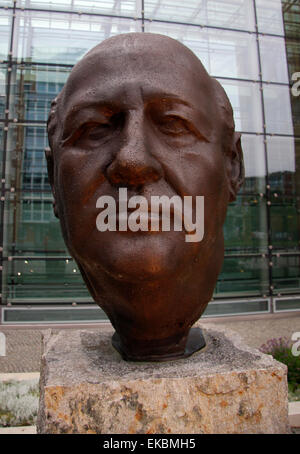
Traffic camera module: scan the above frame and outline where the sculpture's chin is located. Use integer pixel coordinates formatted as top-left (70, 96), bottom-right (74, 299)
top-left (73, 229), bottom-right (197, 283)
top-left (99, 247), bottom-right (184, 283)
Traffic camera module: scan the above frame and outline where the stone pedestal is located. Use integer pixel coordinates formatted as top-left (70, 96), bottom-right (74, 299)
top-left (37, 323), bottom-right (290, 434)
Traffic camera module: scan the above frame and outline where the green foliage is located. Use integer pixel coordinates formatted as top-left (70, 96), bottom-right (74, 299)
top-left (288, 383), bottom-right (300, 402)
top-left (260, 337), bottom-right (300, 397)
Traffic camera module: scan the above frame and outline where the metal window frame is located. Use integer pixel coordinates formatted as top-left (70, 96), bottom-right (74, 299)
top-left (202, 297), bottom-right (271, 318)
top-left (1, 303), bottom-right (108, 324)
top-left (273, 295), bottom-right (300, 313)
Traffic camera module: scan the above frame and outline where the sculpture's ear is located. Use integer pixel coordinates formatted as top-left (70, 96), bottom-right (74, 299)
top-left (45, 146), bottom-right (59, 218)
top-left (226, 132), bottom-right (245, 202)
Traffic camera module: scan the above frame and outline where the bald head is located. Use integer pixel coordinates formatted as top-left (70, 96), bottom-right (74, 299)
top-left (48, 33), bottom-right (235, 152)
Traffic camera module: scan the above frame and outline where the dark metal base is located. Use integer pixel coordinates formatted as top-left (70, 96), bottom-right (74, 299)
top-left (111, 327), bottom-right (206, 362)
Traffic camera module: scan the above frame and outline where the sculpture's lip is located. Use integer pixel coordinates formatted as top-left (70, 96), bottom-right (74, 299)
top-left (112, 210), bottom-right (171, 233)
top-left (112, 201), bottom-right (196, 233)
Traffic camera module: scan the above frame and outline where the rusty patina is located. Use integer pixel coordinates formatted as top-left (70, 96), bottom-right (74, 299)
top-left (46, 33), bottom-right (244, 361)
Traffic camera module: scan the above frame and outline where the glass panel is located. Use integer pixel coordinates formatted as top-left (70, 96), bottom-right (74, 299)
top-left (144, 0), bottom-right (255, 31)
top-left (214, 256), bottom-right (269, 297)
top-left (285, 37), bottom-right (300, 80)
top-left (3, 307), bottom-right (107, 323)
top-left (3, 123), bottom-right (17, 190)
top-left (255, 0), bottom-right (284, 36)
top-left (0, 9), bottom-right (11, 61)
top-left (259, 35), bottom-right (289, 83)
top-left (217, 79), bottom-right (263, 133)
top-left (241, 134), bottom-right (266, 194)
top-left (266, 136), bottom-right (300, 196)
top-left (144, 21), bottom-right (259, 80)
top-left (275, 297), bottom-right (300, 311)
top-left (3, 258), bottom-right (89, 301)
top-left (282, 0), bottom-right (300, 40)
top-left (3, 192), bottom-right (67, 256)
top-left (13, 10), bottom-right (141, 64)
top-left (4, 124), bottom-right (50, 191)
top-left (272, 255), bottom-right (300, 294)
top-left (203, 299), bottom-right (269, 316)
top-left (17, 0), bottom-right (141, 17)
top-left (263, 84), bottom-right (294, 135)
top-left (3, 123), bottom-right (64, 257)
top-left (12, 65), bottom-right (70, 121)
top-left (0, 65), bottom-right (7, 119)
top-left (270, 195), bottom-right (300, 252)
top-left (224, 195), bottom-right (268, 254)
top-left (0, 122), bottom-right (4, 180)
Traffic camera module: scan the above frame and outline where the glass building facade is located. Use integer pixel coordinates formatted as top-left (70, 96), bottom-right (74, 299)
top-left (0, 0), bottom-right (299, 324)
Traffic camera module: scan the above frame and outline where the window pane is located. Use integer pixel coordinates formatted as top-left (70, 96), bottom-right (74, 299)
top-left (270, 195), bottom-right (300, 252)
top-left (144, 0), bottom-right (255, 31)
top-left (217, 79), bottom-right (263, 133)
top-left (255, 0), bottom-right (284, 36)
top-left (3, 307), bottom-right (107, 323)
top-left (17, 0), bottom-right (141, 17)
top-left (12, 65), bottom-right (70, 121)
top-left (0, 65), bottom-right (6, 119)
top-left (0, 9), bottom-right (11, 60)
top-left (272, 255), bottom-right (300, 294)
top-left (241, 134), bottom-right (266, 194)
top-left (2, 123), bottom-right (68, 256)
top-left (144, 21), bottom-right (259, 80)
top-left (13, 10), bottom-right (141, 64)
top-left (281, 0), bottom-right (300, 40)
top-left (263, 84), bottom-right (294, 135)
top-left (3, 192), bottom-right (67, 256)
top-left (285, 37), bottom-right (300, 81)
top-left (215, 256), bottom-right (269, 297)
top-left (203, 299), bottom-right (269, 316)
top-left (267, 136), bottom-right (300, 197)
top-left (275, 296), bottom-right (300, 311)
top-left (4, 124), bottom-right (50, 191)
top-left (259, 35), bottom-right (289, 83)
top-left (3, 258), bottom-right (90, 302)
top-left (224, 195), bottom-right (268, 254)
top-left (0, 123), bottom-right (4, 179)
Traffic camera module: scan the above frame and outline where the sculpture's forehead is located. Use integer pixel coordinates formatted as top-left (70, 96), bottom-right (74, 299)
top-left (61, 34), bottom-right (216, 115)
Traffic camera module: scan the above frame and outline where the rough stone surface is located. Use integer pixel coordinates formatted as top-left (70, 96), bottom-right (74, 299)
top-left (37, 323), bottom-right (290, 434)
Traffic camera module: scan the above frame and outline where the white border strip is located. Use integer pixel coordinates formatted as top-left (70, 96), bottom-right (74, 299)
top-left (0, 372), bottom-right (40, 381)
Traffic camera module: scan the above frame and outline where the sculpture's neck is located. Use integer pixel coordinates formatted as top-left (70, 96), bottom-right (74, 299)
top-left (76, 233), bottom-right (224, 361)
top-left (82, 261), bottom-right (217, 361)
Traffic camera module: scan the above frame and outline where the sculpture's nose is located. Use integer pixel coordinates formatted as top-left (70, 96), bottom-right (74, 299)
top-left (106, 110), bottom-right (163, 188)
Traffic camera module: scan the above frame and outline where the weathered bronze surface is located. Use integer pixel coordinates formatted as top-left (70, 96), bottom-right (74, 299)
top-left (46, 33), bottom-right (244, 361)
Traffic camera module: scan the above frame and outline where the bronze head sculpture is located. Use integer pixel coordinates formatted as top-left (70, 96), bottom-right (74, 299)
top-left (46, 33), bottom-right (244, 361)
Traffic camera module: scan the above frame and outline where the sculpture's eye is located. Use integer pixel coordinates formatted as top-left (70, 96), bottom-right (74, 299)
top-left (83, 123), bottom-right (111, 141)
top-left (73, 112), bottom-right (124, 148)
top-left (159, 116), bottom-right (190, 136)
